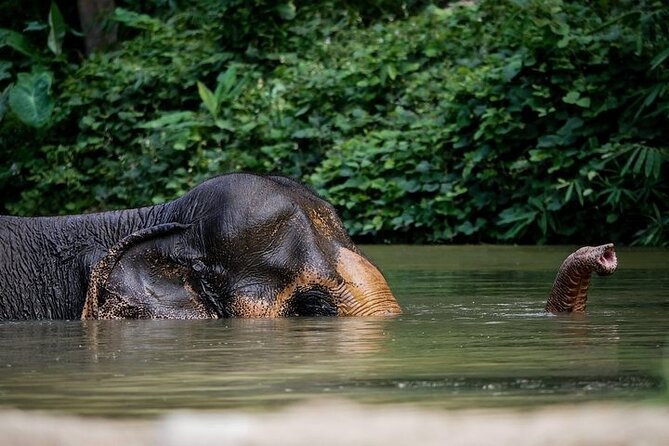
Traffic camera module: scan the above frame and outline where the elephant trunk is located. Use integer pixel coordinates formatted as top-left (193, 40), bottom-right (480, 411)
top-left (545, 243), bottom-right (618, 314)
top-left (335, 248), bottom-right (402, 316)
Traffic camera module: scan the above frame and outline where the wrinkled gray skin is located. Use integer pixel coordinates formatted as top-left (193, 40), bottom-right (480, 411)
top-left (0, 174), bottom-right (401, 320)
top-left (545, 243), bottom-right (618, 314)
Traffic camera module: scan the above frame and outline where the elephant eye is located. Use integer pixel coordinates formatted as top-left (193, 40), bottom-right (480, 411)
top-left (191, 260), bottom-right (206, 273)
top-left (285, 288), bottom-right (337, 317)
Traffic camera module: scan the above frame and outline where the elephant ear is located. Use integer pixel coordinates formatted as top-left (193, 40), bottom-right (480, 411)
top-left (82, 223), bottom-right (217, 320)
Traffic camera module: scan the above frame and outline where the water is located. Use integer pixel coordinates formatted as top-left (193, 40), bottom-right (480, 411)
top-left (0, 246), bottom-right (667, 417)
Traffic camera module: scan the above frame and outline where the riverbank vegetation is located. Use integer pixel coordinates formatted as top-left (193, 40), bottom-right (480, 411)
top-left (1, 0), bottom-right (668, 245)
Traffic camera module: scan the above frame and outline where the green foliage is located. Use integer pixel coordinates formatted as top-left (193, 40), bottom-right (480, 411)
top-left (0, 29), bottom-right (39, 58)
top-left (7, 71), bottom-right (54, 127)
top-left (196, 65), bottom-right (248, 120)
top-left (0, 2), bottom-right (73, 128)
top-left (0, 0), bottom-right (668, 246)
top-left (313, 0), bottom-right (669, 244)
top-left (47, 2), bottom-right (66, 56)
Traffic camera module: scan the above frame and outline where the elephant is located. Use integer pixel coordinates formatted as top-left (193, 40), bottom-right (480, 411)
top-left (545, 243), bottom-right (618, 314)
top-left (0, 173), bottom-right (402, 320)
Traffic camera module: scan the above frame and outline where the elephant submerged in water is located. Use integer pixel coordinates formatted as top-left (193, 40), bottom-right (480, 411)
top-left (0, 174), bottom-right (401, 320)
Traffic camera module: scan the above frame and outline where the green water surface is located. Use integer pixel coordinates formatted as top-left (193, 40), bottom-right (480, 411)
top-left (0, 245), bottom-right (667, 416)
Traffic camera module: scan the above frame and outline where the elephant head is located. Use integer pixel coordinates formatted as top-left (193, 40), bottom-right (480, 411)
top-left (82, 174), bottom-right (401, 319)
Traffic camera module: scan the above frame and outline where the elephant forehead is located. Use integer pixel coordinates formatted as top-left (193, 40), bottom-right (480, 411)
top-left (213, 204), bottom-right (347, 251)
top-left (196, 203), bottom-right (295, 248)
top-left (307, 207), bottom-right (349, 241)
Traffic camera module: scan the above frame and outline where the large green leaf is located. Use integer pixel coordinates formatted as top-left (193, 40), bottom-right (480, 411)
top-left (0, 28), bottom-right (38, 58)
top-left (197, 81), bottom-right (218, 119)
top-left (8, 71), bottom-right (54, 128)
top-left (47, 1), bottom-right (66, 56)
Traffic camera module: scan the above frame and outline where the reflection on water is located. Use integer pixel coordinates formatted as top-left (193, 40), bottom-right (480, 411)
top-left (0, 246), bottom-right (667, 416)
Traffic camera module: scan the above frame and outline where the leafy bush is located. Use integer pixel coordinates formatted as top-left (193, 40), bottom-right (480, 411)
top-left (312, 0), bottom-right (669, 244)
top-left (0, 0), bottom-right (667, 245)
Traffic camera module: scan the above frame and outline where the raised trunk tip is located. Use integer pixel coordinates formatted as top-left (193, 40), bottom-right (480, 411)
top-left (545, 243), bottom-right (618, 314)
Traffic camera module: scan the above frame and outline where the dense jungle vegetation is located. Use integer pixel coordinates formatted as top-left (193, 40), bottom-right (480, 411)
top-left (1, 0), bottom-right (668, 245)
